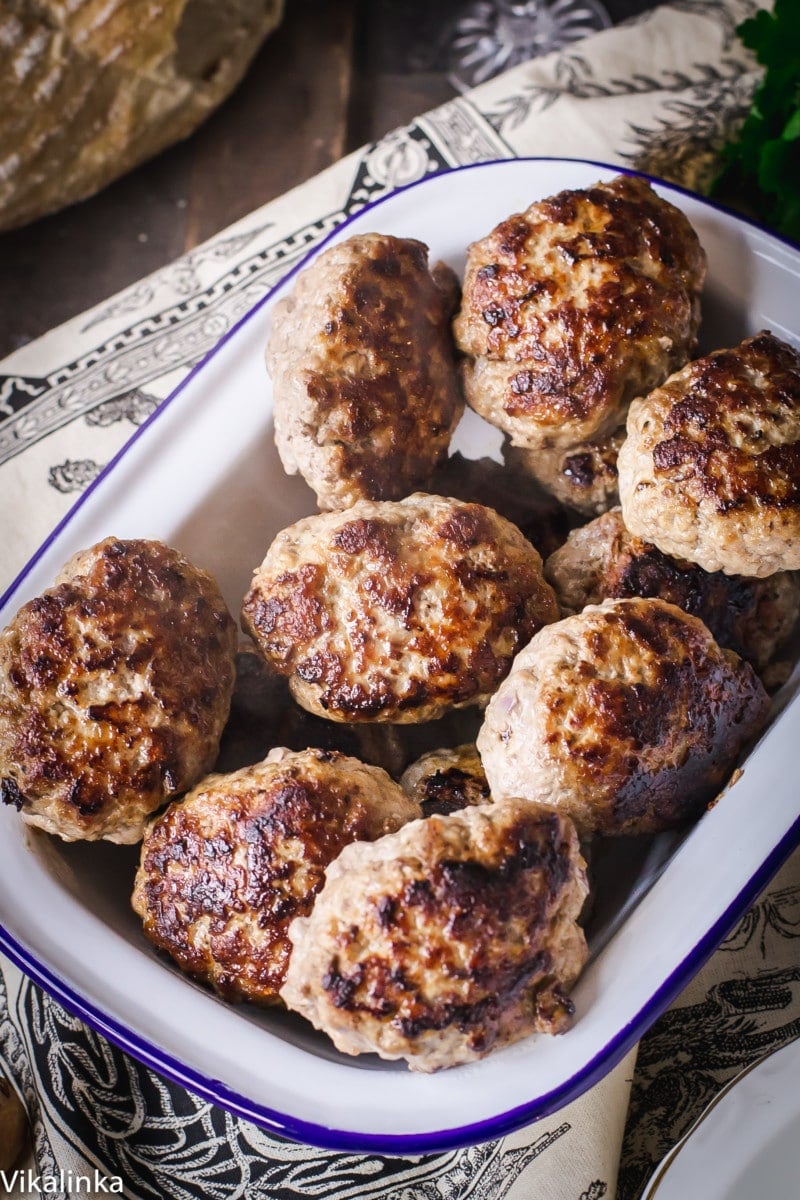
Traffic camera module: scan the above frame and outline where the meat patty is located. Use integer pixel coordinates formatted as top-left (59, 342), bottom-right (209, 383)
top-left (618, 331), bottom-right (800, 577)
top-left (429, 450), bottom-right (573, 559)
top-left (0, 538), bottom-right (237, 843)
top-left (453, 174), bottom-right (706, 451)
top-left (545, 509), bottom-right (800, 676)
top-left (506, 425), bottom-right (625, 518)
top-left (215, 645), bottom-right (409, 777)
top-left (241, 493), bottom-right (559, 724)
top-left (477, 598), bottom-right (770, 837)
top-left (216, 645), bottom-right (487, 778)
top-left (400, 743), bottom-right (490, 817)
top-left (267, 233), bottom-right (464, 510)
top-left (132, 747), bottom-right (420, 1004)
top-left (280, 798), bottom-right (588, 1071)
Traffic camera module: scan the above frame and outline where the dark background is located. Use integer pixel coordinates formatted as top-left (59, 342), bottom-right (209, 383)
top-left (0, 0), bottom-right (656, 358)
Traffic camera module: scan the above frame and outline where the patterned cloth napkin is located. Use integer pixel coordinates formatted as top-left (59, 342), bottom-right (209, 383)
top-left (1, 2), bottom-right (798, 1197)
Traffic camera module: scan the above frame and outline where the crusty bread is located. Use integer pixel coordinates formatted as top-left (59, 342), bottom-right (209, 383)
top-left (0, 0), bottom-right (284, 231)
top-left (0, 1074), bottom-right (26, 1172)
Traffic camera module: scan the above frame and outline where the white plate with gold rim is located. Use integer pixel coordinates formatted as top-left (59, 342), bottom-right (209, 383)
top-left (642, 1037), bottom-right (800, 1200)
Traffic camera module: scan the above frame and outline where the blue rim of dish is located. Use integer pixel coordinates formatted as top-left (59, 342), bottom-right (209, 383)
top-left (1, 814), bottom-right (799, 1153)
top-left (1, 158), bottom-right (799, 1154)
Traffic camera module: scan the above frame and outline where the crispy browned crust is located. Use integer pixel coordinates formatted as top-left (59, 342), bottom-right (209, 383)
top-left (0, 538), bottom-right (237, 843)
top-left (478, 598), bottom-right (770, 837)
top-left (507, 425), bottom-right (624, 517)
top-left (453, 175), bottom-right (706, 450)
top-left (132, 748), bottom-right (420, 1004)
top-left (280, 799), bottom-right (588, 1070)
top-left (268, 233), bottom-right (464, 510)
top-left (241, 494), bottom-right (559, 723)
top-left (215, 645), bottom-right (410, 776)
top-left (619, 332), bottom-right (800, 576)
top-left (217, 645), bottom-right (486, 778)
top-left (400, 743), bottom-right (490, 817)
top-left (545, 509), bottom-right (800, 674)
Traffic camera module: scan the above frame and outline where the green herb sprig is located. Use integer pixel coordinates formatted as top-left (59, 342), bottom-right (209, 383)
top-left (712, 0), bottom-right (800, 242)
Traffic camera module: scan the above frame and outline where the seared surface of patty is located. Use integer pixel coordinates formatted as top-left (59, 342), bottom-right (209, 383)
top-left (215, 646), bottom-right (409, 777)
top-left (0, 538), bottom-right (236, 843)
top-left (132, 748), bottom-right (420, 1003)
top-left (268, 233), bottom-right (463, 510)
top-left (507, 425), bottom-right (624, 517)
top-left (400, 743), bottom-right (490, 817)
top-left (545, 509), bottom-right (800, 674)
top-left (217, 645), bottom-right (485, 778)
top-left (478, 598), bottom-right (769, 837)
top-left (618, 332), bottom-right (800, 577)
top-left (454, 175), bottom-right (706, 451)
top-left (281, 798), bottom-right (588, 1071)
top-left (242, 494), bottom-right (559, 723)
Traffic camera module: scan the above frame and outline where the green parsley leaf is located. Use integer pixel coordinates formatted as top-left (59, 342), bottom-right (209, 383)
top-left (711, 0), bottom-right (800, 243)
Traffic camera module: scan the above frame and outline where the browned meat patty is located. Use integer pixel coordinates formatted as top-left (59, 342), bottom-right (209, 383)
top-left (241, 493), bottom-right (559, 724)
top-left (0, 538), bottom-right (237, 843)
top-left (217, 645), bottom-right (485, 778)
top-left (545, 508), bottom-right (800, 676)
top-left (280, 798), bottom-right (588, 1071)
top-left (400, 743), bottom-right (490, 817)
top-left (268, 233), bottom-right (464, 510)
top-left (132, 747), bottom-right (420, 1004)
top-left (618, 331), bottom-right (800, 577)
top-left (453, 174), bottom-right (706, 451)
top-left (478, 598), bottom-right (770, 837)
top-left (506, 425), bottom-right (625, 518)
top-left (215, 645), bottom-right (409, 777)
top-left (429, 450), bottom-right (573, 559)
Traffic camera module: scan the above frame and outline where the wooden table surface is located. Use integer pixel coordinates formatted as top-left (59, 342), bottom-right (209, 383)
top-left (0, 0), bottom-right (654, 360)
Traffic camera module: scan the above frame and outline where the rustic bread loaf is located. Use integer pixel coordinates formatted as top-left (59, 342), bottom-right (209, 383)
top-left (0, 0), bottom-right (284, 231)
top-left (0, 1075), bottom-right (26, 1171)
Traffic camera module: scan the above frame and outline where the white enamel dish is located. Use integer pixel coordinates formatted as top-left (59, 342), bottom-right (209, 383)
top-left (641, 1037), bottom-right (800, 1200)
top-left (1, 159), bottom-right (799, 1153)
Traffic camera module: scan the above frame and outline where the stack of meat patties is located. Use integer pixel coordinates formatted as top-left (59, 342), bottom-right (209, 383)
top-left (2, 175), bottom-right (797, 1073)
